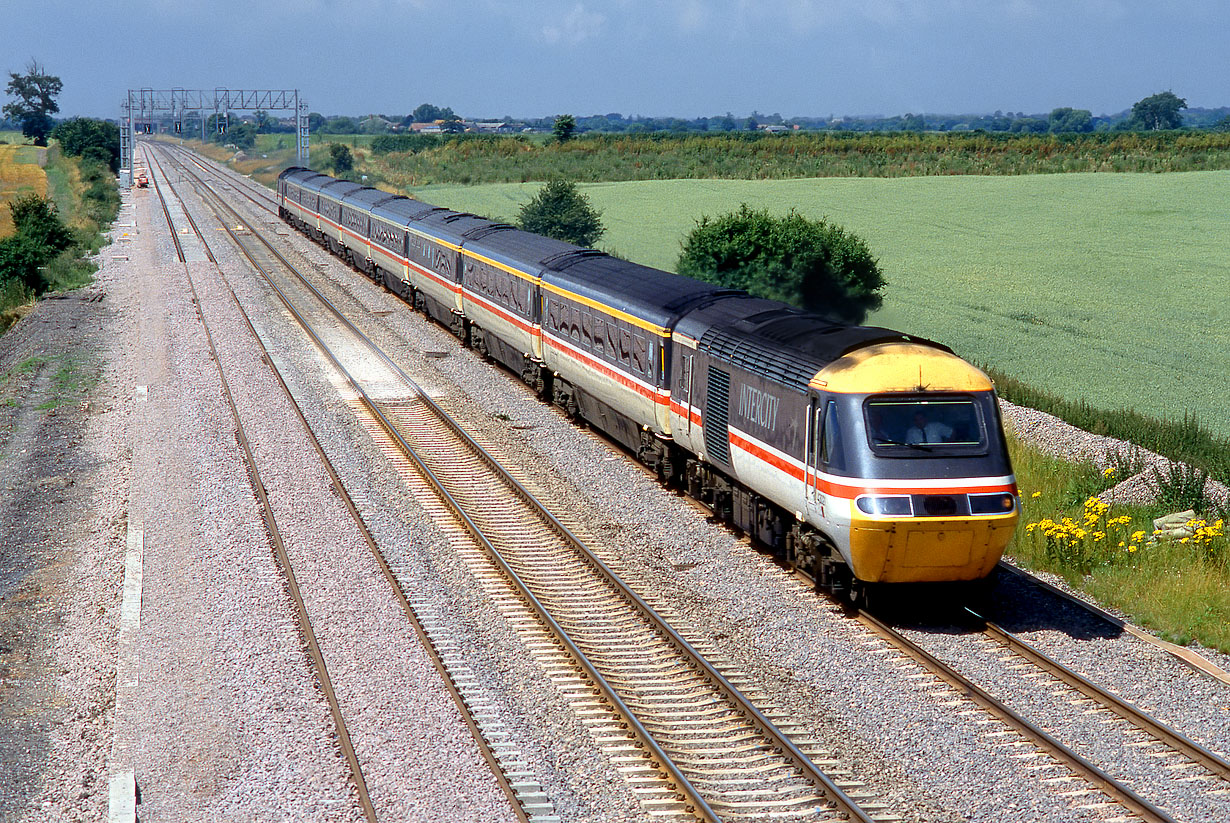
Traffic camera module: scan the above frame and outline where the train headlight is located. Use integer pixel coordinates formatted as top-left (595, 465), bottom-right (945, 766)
top-left (856, 495), bottom-right (914, 516)
top-left (968, 492), bottom-right (1016, 515)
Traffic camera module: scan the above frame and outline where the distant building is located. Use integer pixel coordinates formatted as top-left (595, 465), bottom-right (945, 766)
top-left (474, 121), bottom-right (524, 133)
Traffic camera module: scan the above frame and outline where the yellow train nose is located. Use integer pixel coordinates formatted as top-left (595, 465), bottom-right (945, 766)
top-left (849, 513), bottom-right (1019, 583)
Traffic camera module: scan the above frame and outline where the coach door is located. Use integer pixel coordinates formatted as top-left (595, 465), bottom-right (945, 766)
top-left (680, 353), bottom-right (695, 434)
top-left (804, 397), bottom-right (821, 511)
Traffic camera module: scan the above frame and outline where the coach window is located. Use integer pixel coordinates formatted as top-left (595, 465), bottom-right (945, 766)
top-left (581, 311), bottom-right (593, 347)
top-left (592, 318), bottom-right (606, 355)
top-left (632, 333), bottom-right (648, 375)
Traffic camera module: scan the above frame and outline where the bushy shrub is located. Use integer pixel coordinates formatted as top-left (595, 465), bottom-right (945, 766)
top-left (677, 204), bottom-right (884, 323)
top-left (517, 180), bottom-right (604, 248)
top-left (50, 117), bottom-right (120, 172)
top-left (9, 193), bottom-right (74, 251)
top-left (0, 233), bottom-right (51, 291)
top-left (0, 194), bottom-right (76, 294)
top-left (328, 143), bottom-right (354, 174)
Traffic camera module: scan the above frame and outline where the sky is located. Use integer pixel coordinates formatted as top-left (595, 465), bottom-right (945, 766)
top-left (4, 0), bottom-right (1228, 121)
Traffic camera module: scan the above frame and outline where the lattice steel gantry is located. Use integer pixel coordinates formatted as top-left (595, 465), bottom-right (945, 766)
top-left (120, 88), bottom-right (309, 186)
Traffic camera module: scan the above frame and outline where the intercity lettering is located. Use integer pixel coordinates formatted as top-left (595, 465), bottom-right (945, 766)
top-left (738, 384), bottom-right (779, 432)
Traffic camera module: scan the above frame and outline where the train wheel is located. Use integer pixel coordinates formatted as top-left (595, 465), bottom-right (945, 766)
top-left (472, 326), bottom-right (490, 360)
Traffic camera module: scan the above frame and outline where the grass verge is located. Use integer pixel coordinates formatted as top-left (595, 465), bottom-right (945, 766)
top-left (1, 146), bottom-right (118, 333)
top-left (1, 352), bottom-right (96, 413)
top-left (1008, 432), bottom-right (1229, 651)
top-left (988, 366), bottom-right (1230, 486)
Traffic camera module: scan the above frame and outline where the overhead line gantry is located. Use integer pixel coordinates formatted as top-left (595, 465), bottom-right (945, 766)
top-left (120, 88), bottom-right (309, 186)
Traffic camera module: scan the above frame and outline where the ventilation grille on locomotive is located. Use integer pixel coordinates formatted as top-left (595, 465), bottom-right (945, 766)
top-left (704, 366), bottom-right (731, 465)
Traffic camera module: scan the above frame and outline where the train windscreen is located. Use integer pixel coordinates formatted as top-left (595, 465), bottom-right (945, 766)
top-left (863, 396), bottom-right (986, 454)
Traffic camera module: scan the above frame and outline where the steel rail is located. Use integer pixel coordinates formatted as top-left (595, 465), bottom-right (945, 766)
top-left (164, 143), bottom-right (280, 215)
top-left (143, 146), bottom-right (380, 823)
top-left (968, 611), bottom-right (1230, 782)
top-left (144, 148), bottom-right (188, 264)
top-left (145, 148), bottom-right (216, 265)
top-left (161, 145), bottom-right (879, 823)
top-left (856, 609), bottom-right (1177, 823)
top-left (996, 562), bottom-right (1230, 686)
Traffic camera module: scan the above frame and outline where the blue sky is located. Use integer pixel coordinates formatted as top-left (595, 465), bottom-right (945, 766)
top-left (5, 1), bottom-right (1228, 120)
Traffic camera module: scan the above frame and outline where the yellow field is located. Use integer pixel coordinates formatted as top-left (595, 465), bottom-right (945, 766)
top-left (0, 144), bottom-right (48, 237)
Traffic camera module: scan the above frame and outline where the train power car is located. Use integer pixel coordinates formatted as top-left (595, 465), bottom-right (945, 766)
top-left (276, 167), bottom-right (1020, 599)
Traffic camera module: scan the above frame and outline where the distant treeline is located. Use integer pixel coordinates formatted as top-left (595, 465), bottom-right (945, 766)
top-left (362, 130), bottom-right (1230, 186)
top-left (564, 106), bottom-right (1230, 134)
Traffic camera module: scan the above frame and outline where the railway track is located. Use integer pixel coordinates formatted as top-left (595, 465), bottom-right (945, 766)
top-left (148, 144), bottom-right (895, 822)
top-left (143, 145), bottom-right (380, 823)
top-left (858, 611), bottom-right (1166, 823)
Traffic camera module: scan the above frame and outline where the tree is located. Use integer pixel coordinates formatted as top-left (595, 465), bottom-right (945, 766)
top-left (676, 204), bottom-right (885, 324)
top-left (517, 180), bottom-right (603, 247)
top-left (1048, 107), bottom-right (1093, 133)
top-left (901, 113), bottom-right (926, 131)
top-left (9, 193), bottom-right (74, 253)
top-left (0, 194), bottom-right (74, 293)
top-left (323, 116), bottom-right (359, 134)
top-left (410, 103), bottom-right (456, 123)
top-left (50, 118), bottom-right (121, 172)
top-left (0, 233), bottom-right (49, 292)
top-left (214, 120), bottom-right (256, 150)
top-left (328, 143), bottom-right (354, 174)
top-left (3, 60), bottom-right (62, 146)
top-left (1009, 116), bottom-right (1048, 134)
top-left (1130, 91), bottom-right (1187, 130)
top-left (552, 114), bottom-right (577, 143)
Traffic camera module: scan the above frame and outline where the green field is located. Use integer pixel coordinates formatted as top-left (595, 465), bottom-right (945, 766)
top-left (412, 172), bottom-right (1230, 438)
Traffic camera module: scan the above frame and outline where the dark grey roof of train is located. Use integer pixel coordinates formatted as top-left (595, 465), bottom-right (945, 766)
top-left (296, 175), bottom-right (337, 193)
top-left (279, 167), bottom-right (316, 185)
top-left (462, 228), bottom-right (581, 277)
top-left (371, 196), bottom-right (440, 225)
top-left (543, 253), bottom-right (739, 331)
top-left (342, 187), bottom-right (398, 210)
top-left (414, 210), bottom-right (513, 246)
top-left (678, 295), bottom-right (949, 391)
top-left (318, 179), bottom-right (364, 200)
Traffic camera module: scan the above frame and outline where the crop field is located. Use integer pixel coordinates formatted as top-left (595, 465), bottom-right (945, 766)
top-left (413, 171), bottom-right (1230, 438)
top-left (0, 143), bottom-right (48, 237)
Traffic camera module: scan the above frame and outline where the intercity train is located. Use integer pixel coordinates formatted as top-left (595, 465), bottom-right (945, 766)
top-left (277, 167), bottom-right (1019, 599)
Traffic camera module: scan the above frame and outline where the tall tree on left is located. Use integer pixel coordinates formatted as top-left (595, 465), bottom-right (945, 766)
top-left (3, 60), bottom-right (62, 146)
